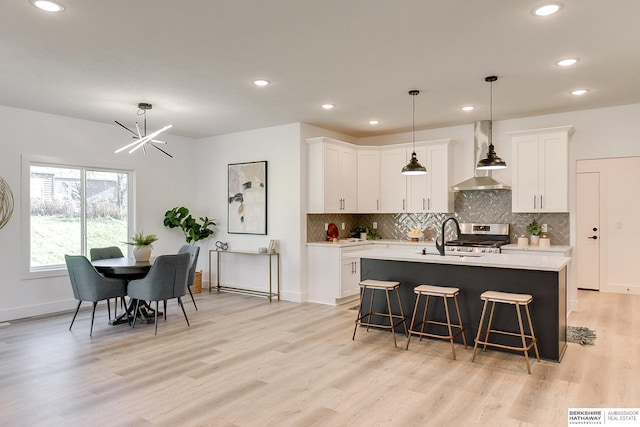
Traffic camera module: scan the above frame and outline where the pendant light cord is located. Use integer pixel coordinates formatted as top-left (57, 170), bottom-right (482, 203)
top-left (412, 92), bottom-right (416, 149)
top-left (489, 78), bottom-right (493, 145)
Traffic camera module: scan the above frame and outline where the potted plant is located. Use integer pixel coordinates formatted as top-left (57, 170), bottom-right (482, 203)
top-left (163, 207), bottom-right (217, 293)
top-left (349, 225), bottom-right (379, 240)
top-left (527, 219), bottom-right (541, 246)
top-left (163, 207), bottom-right (217, 245)
top-left (125, 231), bottom-right (158, 262)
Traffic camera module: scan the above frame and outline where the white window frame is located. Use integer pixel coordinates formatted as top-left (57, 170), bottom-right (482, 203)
top-left (21, 155), bottom-right (134, 279)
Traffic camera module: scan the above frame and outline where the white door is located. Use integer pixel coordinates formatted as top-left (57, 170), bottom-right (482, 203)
top-left (576, 172), bottom-right (600, 290)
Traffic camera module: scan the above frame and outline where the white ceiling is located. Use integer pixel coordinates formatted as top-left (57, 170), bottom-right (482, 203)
top-left (2, 0), bottom-right (639, 139)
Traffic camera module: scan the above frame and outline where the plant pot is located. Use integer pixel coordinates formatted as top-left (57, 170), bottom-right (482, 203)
top-left (133, 245), bottom-right (152, 262)
top-left (529, 235), bottom-right (540, 246)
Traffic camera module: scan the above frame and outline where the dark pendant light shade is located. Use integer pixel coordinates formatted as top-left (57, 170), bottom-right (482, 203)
top-left (476, 76), bottom-right (506, 170)
top-left (401, 90), bottom-right (427, 176)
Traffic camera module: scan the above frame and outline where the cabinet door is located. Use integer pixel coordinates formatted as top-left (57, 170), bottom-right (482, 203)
top-left (512, 135), bottom-right (540, 212)
top-left (426, 144), bottom-right (453, 213)
top-left (407, 146), bottom-right (428, 212)
top-left (380, 148), bottom-right (407, 213)
top-left (340, 147), bottom-right (358, 212)
top-left (322, 144), bottom-right (342, 212)
top-left (358, 151), bottom-right (381, 213)
top-left (340, 257), bottom-right (360, 298)
top-left (539, 133), bottom-right (568, 212)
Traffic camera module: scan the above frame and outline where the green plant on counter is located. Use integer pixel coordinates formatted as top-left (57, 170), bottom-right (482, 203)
top-left (526, 219), bottom-right (541, 236)
top-left (125, 231), bottom-right (158, 247)
top-left (350, 226), bottom-right (380, 240)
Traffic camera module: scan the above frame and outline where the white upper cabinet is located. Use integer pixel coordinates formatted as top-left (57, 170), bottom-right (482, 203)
top-left (307, 137), bottom-right (452, 214)
top-left (357, 150), bottom-right (381, 213)
top-left (407, 141), bottom-right (454, 213)
top-left (380, 148), bottom-right (408, 213)
top-left (510, 126), bottom-right (573, 213)
top-left (307, 137), bottom-right (358, 213)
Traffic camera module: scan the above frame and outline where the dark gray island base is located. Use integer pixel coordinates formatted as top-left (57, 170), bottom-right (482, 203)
top-left (360, 258), bottom-right (567, 361)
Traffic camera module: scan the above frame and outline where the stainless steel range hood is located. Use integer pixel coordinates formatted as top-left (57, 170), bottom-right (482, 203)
top-left (450, 120), bottom-right (510, 191)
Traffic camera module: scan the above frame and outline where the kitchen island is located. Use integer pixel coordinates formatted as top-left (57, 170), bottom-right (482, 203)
top-left (349, 248), bottom-right (570, 361)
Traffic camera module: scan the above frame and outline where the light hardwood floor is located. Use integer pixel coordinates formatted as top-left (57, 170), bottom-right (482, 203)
top-left (0, 289), bottom-right (638, 426)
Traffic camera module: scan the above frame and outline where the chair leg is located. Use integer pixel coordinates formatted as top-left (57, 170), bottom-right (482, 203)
top-left (69, 301), bottom-right (82, 331)
top-left (154, 301), bottom-right (159, 335)
top-left (406, 293), bottom-right (422, 350)
top-left (163, 300), bottom-right (167, 320)
top-left (106, 299), bottom-right (111, 321)
top-left (515, 304), bottom-right (532, 374)
top-left (178, 297), bottom-right (190, 326)
top-left (352, 286), bottom-right (366, 341)
top-left (90, 301), bottom-right (98, 337)
top-left (472, 299), bottom-right (489, 362)
top-left (384, 288), bottom-right (397, 347)
top-left (132, 300), bottom-right (140, 329)
top-left (188, 285), bottom-right (198, 311)
top-left (443, 296), bottom-right (456, 360)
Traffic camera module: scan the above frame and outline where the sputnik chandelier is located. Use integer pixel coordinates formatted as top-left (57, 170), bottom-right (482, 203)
top-left (115, 103), bottom-right (173, 158)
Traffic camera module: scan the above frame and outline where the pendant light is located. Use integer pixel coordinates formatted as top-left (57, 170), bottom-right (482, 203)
top-left (476, 76), bottom-right (507, 170)
top-left (115, 103), bottom-right (173, 158)
top-left (401, 90), bottom-right (427, 175)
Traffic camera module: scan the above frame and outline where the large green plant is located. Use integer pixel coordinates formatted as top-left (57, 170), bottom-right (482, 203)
top-left (163, 207), bottom-right (217, 245)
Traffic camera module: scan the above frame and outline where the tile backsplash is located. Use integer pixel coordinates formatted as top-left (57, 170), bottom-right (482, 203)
top-left (307, 190), bottom-right (569, 245)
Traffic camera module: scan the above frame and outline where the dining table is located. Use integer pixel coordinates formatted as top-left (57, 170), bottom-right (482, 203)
top-left (92, 257), bottom-right (158, 325)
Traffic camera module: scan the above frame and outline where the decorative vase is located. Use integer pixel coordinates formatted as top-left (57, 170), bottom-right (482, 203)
top-left (529, 235), bottom-right (540, 246)
top-left (133, 245), bottom-right (152, 262)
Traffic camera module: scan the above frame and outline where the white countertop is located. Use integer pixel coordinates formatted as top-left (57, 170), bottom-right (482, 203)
top-left (306, 239), bottom-right (436, 248)
top-left (501, 243), bottom-right (572, 253)
top-left (348, 248), bottom-right (570, 272)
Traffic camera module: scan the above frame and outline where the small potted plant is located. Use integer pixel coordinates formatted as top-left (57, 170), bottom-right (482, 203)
top-left (527, 219), bottom-right (541, 246)
top-left (349, 225), bottom-right (379, 240)
top-left (125, 231), bottom-right (158, 262)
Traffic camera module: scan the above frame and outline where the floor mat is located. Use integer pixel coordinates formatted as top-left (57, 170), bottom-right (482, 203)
top-left (567, 326), bottom-right (596, 346)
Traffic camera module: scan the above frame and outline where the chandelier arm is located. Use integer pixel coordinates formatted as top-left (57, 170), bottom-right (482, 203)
top-left (115, 138), bottom-right (144, 154)
top-left (148, 143), bottom-right (174, 158)
top-left (127, 124), bottom-right (173, 154)
top-left (114, 121), bottom-right (138, 137)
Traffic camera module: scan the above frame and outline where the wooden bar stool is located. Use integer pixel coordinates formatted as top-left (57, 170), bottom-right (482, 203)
top-left (405, 284), bottom-right (467, 359)
top-left (352, 279), bottom-right (408, 347)
top-left (472, 291), bottom-right (541, 374)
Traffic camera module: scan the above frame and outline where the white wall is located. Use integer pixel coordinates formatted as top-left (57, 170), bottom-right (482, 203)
top-left (0, 105), bottom-right (197, 321)
top-left (195, 123), bottom-right (306, 301)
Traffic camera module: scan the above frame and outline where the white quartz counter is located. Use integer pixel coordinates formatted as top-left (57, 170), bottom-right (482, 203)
top-left (349, 248), bottom-right (570, 272)
top-left (306, 239), bottom-right (436, 248)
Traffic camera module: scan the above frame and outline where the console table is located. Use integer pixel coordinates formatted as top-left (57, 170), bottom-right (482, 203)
top-left (208, 250), bottom-right (280, 302)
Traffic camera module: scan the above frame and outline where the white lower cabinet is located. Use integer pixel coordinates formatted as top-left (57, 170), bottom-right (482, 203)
top-left (307, 244), bottom-right (370, 305)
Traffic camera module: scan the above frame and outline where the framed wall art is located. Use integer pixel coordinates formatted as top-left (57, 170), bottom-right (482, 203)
top-left (228, 160), bottom-right (267, 235)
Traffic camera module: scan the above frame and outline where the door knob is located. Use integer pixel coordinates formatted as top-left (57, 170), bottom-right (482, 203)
top-left (587, 235), bottom-right (598, 240)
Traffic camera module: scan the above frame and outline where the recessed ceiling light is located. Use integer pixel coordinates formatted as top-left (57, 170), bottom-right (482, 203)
top-left (461, 106), bottom-right (475, 112)
top-left (571, 89), bottom-right (589, 96)
top-left (253, 79), bottom-right (270, 87)
top-left (556, 58), bottom-right (579, 67)
top-left (368, 120), bottom-right (380, 125)
top-left (31, 0), bottom-right (65, 12)
top-left (321, 104), bottom-right (335, 110)
top-left (532, 3), bottom-right (563, 16)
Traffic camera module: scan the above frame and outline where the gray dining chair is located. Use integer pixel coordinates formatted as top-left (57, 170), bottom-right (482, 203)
top-left (127, 253), bottom-right (190, 335)
top-left (90, 246), bottom-right (126, 315)
top-left (178, 245), bottom-right (200, 311)
top-left (89, 246), bottom-right (124, 261)
top-left (65, 255), bottom-right (128, 336)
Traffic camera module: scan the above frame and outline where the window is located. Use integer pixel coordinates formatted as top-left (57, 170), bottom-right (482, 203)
top-left (29, 163), bottom-right (131, 271)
